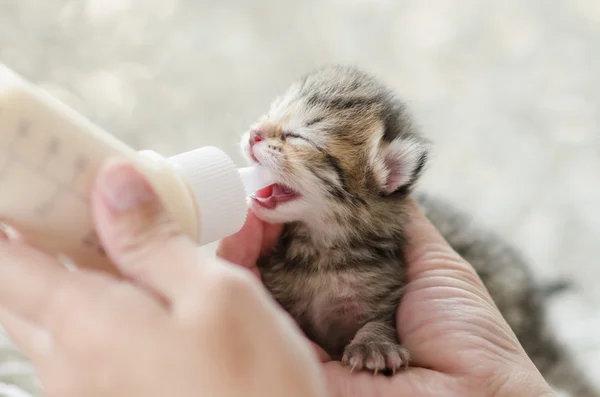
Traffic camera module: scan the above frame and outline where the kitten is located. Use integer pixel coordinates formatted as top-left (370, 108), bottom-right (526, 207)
top-left (239, 65), bottom-right (598, 396)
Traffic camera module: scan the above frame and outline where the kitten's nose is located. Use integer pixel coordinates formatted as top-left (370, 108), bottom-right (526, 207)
top-left (249, 129), bottom-right (264, 146)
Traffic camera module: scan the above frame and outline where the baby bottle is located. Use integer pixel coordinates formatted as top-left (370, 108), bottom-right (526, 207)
top-left (0, 64), bottom-right (274, 273)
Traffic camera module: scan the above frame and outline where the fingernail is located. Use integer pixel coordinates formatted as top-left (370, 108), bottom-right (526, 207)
top-left (0, 223), bottom-right (17, 241)
top-left (99, 160), bottom-right (156, 212)
top-left (0, 224), bottom-right (8, 241)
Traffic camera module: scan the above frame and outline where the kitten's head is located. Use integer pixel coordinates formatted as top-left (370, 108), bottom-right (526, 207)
top-left (240, 65), bottom-right (429, 230)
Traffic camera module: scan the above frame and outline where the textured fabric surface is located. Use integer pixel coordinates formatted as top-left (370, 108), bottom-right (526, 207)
top-left (0, 1), bottom-right (599, 395)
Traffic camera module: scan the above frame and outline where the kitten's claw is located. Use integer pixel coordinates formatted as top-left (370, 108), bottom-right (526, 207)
top-left (342, 342), bottom-right (409, 375)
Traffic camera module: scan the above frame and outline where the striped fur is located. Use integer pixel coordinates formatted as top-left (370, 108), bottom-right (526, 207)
top-left (239, 65), bottom-right (599, 393)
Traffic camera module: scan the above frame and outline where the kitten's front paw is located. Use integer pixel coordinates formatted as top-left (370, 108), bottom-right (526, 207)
top-left (342, 341), bottom-right (409, 375)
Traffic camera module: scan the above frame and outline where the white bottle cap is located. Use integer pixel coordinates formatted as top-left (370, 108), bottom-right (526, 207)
top-left (167, 147), bottom-right (274, 245)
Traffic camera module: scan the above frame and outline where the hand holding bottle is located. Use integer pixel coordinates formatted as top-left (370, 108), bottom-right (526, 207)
top-left (0, 160), bottom-right (326, 397)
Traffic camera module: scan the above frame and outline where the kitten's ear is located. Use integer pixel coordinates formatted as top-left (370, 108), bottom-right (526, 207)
top-left (374, 134), bottom-right (429, 195)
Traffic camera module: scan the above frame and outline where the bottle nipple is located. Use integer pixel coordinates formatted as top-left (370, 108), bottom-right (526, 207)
top-left (166, 147), bottom-right (277, 245)
top-left (237, 165), bottom-right (277, 196)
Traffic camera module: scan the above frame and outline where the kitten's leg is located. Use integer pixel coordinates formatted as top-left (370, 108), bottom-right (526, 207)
top-left (341, 320), bottom-right (409, 375)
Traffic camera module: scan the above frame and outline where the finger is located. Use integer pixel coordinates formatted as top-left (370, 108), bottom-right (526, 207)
top-left (216, 211), bottom-right (283, 278)
top-left (0, 222), bottom-right (73, 263)
top-left (260, 216), bottom-right (283, 256)
top-left (403, 199), bottom-right (483, 285)
top-left (398, 199), bottom-right (521, 370)
top-left (401, 199), bottom-right (498, 325)
top-left (0, 222), bottom-right (18, 241)
top-left (216, 211), bottom-right (263, 277)
top-left (273, 302), bottom-right (331, 362)
top-left (0, 240), bottom-right (71, 326)
top-left (91, 159), bottom-right (204, 306)
top-left (311, 342), bottom-right (331, 363)
top-left (0, 307), bottom-right (54, 364)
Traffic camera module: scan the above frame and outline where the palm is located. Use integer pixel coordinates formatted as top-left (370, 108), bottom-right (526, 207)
top-left (218, 210), bottom-right (548, 397)
top-left (323, 248), bottom-right (536, 397)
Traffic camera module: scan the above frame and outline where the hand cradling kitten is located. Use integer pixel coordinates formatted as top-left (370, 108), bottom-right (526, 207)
top-left (240, 65), bottom-right (598, 396)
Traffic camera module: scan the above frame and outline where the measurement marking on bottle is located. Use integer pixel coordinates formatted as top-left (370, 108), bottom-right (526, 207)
top-left (38, 138), bottom-right (60, 170)
top-left (74, 156), bottom-right (87, 172)
top-left (35, 188), bottom-right (61, 218)
top-left (70, 155), bottom-right (89, 195)
top-left (0, 123), bottom-right (23, 181)
top-left (0, 119), bottom-right (90, 218)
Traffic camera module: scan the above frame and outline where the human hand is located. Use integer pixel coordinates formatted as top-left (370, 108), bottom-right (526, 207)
top-left (216, 211), bottom-right (333, 361)
top-left (321, 200), bottom-right (556, 396)
top-left (0, 160), bottom-right (326, 397)
top-left (220, 201), bottom-right (557, 397)
top-left (216, 207), bottom-right (283, 280)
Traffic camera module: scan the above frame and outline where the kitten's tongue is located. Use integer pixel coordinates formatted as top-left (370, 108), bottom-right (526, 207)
top-left (255, 184), bottom-right (274, 198)
top-left (252, 183), bottom-right (299, 209)
top-left (254, 184), bottom-right (295, 198)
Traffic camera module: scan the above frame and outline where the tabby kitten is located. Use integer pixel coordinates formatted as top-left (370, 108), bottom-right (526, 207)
top-left (239, 65), bottom-right (598, 396)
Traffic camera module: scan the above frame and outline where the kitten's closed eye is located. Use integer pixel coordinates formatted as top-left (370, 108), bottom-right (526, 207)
top-left (243, 65), bottom-right (430, 224)
top-left (283, 132), bottom-right (316, 147)
top-left (306, 117), bottom-right (325, 127)
top-left (282, 131), bottom-right (304, 140)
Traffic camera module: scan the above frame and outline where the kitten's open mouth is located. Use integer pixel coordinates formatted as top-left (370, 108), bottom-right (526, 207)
top-left (251, 184), bottom-right (300, 209)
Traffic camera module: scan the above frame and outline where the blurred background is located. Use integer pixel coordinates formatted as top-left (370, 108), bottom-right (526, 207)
top-left (0, 0), bottom-right (599, 395)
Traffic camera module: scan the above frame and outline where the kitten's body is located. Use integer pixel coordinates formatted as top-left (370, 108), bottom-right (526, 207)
top-left (241, 65), bottom-right (598, 396)
top-left (259, 216), bottom-right (409, 366)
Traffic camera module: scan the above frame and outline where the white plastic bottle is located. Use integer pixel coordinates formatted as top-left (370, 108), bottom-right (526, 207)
top-left (0, 64), bottom-right (274, 274)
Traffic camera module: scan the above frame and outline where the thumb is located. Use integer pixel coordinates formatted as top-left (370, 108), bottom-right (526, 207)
top-left (91, 159), bottom-right (202, 305)
top-left (403, 199), bottom-right (488, 293)
top-left (399, 199), bottom-right (523, 369)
